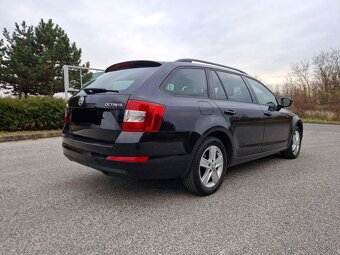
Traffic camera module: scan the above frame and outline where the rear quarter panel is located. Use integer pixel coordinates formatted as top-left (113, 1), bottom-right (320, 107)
top-left (130, 64), bottom-right (233, 157)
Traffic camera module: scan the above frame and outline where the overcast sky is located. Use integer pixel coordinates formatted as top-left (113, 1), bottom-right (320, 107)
top-left (1, 0), bottom-right (339, 84)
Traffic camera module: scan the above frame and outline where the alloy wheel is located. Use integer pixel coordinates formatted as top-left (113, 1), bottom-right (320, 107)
top-left (199, 145), bottom-right (224, 188)
top-left (292, 130), bottom-right (300, 156)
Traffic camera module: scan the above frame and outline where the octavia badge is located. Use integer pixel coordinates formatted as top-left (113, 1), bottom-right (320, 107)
top-left (78, 96), bottom-right (84, 106)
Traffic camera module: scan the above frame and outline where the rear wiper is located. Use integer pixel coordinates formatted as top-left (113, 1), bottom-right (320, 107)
top-left (83, 88), bottom-right (119, 94)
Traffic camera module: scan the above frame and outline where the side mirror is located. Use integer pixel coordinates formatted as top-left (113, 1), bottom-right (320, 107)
top-left (281, 97), bottom-right (293, 108)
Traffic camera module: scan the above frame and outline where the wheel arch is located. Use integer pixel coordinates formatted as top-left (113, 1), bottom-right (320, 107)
top-left (191, 126), bottom-right (234, 167)
top-left (293, 117), bottom-right (303, 138)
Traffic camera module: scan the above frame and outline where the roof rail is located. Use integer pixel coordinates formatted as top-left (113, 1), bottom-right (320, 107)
top-left (176, 58), bottom-right (248, 74)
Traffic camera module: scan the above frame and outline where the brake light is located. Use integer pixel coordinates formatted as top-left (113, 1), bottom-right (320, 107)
top-left (122, 100), bottom-right (165, 132)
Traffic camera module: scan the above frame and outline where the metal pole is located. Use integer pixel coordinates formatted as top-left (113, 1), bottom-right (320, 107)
top-left (63, 65), bottom-right (69, 100)
top-left (80, 69), bottom-right (83, 88)
top-left (63, 65), bottom-right (104, 100)
top-left (64, 65), bottom-right (104, 71)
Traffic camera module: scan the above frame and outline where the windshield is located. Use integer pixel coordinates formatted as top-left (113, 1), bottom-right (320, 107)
top-left (84, 67), bottom-right (158, 92)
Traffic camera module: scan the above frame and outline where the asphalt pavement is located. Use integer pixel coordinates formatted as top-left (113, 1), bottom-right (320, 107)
top-left (1, 123), bottom-right (339, 254)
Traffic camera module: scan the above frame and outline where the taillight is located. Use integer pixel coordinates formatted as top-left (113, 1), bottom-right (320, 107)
top-left (122, 100), bottom-right (165, 132)
top-left (64, 116), bottom-right (70, 124)
top-left (64, 108), bottom-right (70, 124)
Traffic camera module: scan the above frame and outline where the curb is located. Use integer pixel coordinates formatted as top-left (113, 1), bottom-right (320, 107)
top-left (302, 121), bottom-right (340, 125)
top-left (0, 131), bottom-right (61, 143)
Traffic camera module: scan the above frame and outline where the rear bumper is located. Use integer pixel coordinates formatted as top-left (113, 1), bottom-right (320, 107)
top-left (62, 133), bottom-right (191, 179)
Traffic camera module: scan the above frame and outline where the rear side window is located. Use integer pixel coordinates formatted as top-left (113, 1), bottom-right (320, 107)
top-left (84, 67), bottom-right (157, 92)
top-left (217, 71), bottom-right (252, 103)
top-left (210, 71), bottom-right (227, 100)
top-left (163, 68), bottom-right (208, 97)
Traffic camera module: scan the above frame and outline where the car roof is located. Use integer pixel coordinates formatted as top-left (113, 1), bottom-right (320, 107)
top-left (105, 59), bottom-right (250, 77)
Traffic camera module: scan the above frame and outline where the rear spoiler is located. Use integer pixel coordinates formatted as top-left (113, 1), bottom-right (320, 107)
top-left (105, 60), bottom-right (162, 73)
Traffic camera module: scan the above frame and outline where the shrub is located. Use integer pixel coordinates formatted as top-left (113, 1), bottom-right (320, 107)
top-left (0, 97), bottom-right (65, 131)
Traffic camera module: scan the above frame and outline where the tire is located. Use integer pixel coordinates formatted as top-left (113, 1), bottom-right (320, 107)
top-left (183, 136), bottom-right (227, 196)
top-left (282, 126), bottom-right (302, 159)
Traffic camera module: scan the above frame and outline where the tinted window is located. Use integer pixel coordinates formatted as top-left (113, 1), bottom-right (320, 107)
top-left (85, 67), bottom-right (157, 91)
top-left (217, 72), bottom-right (252, 103)
top-left (245, 78), bottom-right (277, 107)
top-left (210, 71), bottom-right (227, 100)
top-left (163, 68), bottom-right (207, 97)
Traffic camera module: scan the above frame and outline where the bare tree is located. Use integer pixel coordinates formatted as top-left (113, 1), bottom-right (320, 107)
top-left (312, 49), bottom-right (340, 117)
top-left (279, 48), bottom-right (340, 120)
top-left (290, 61), bottom-right (314, 109)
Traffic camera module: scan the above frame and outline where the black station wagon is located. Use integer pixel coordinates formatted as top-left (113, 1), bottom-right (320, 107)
top-left (62, 59), bottom-right (303, 195)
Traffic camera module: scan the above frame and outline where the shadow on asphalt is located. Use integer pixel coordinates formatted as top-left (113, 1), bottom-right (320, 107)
top-left (226, 154), bottom-right (283, 176)
top-left (67, 154), bottom-right (285, 198)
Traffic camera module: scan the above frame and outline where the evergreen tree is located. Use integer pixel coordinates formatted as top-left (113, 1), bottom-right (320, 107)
top-left (0, 19), bottom-right (91, 98)
top-left (0, 38), bottom-right (5, 88)
top-left (1, 22), bottom-right (38, 98)
top-left (34, 19), bottom-right (91, 94)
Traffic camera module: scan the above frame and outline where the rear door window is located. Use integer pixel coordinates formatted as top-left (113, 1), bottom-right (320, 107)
top-left (163, 68), bottom-right (208, 97)
top-left (217, 71), bottom-right (253, 103)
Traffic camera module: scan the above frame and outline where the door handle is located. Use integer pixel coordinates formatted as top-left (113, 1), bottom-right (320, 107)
top-left (224, 109), bottom-right (236, 115)
top-left (264, 111), bottom-right (272, 117)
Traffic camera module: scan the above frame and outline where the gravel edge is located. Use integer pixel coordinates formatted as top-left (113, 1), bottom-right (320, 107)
top-left (0, 131), bottom-right (61, 143)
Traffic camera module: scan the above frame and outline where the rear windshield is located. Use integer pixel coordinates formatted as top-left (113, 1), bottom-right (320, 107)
top-left (84, 67), bottom-right (158, 92)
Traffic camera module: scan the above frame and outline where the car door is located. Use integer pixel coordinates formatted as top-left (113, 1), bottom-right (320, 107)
top-left (209, 70), bottom-right (265, 157)
top-left (244, 77), bottom-right (291, 151)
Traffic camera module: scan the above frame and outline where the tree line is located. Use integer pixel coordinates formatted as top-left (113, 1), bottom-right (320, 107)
top-left (277, 48), bottom-right (340, 120)
top-left (0, 19), bottom-right (91, 98)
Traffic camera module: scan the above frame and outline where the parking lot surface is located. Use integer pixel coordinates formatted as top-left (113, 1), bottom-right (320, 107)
top-left (1, 123), bottom-right (340, 254)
